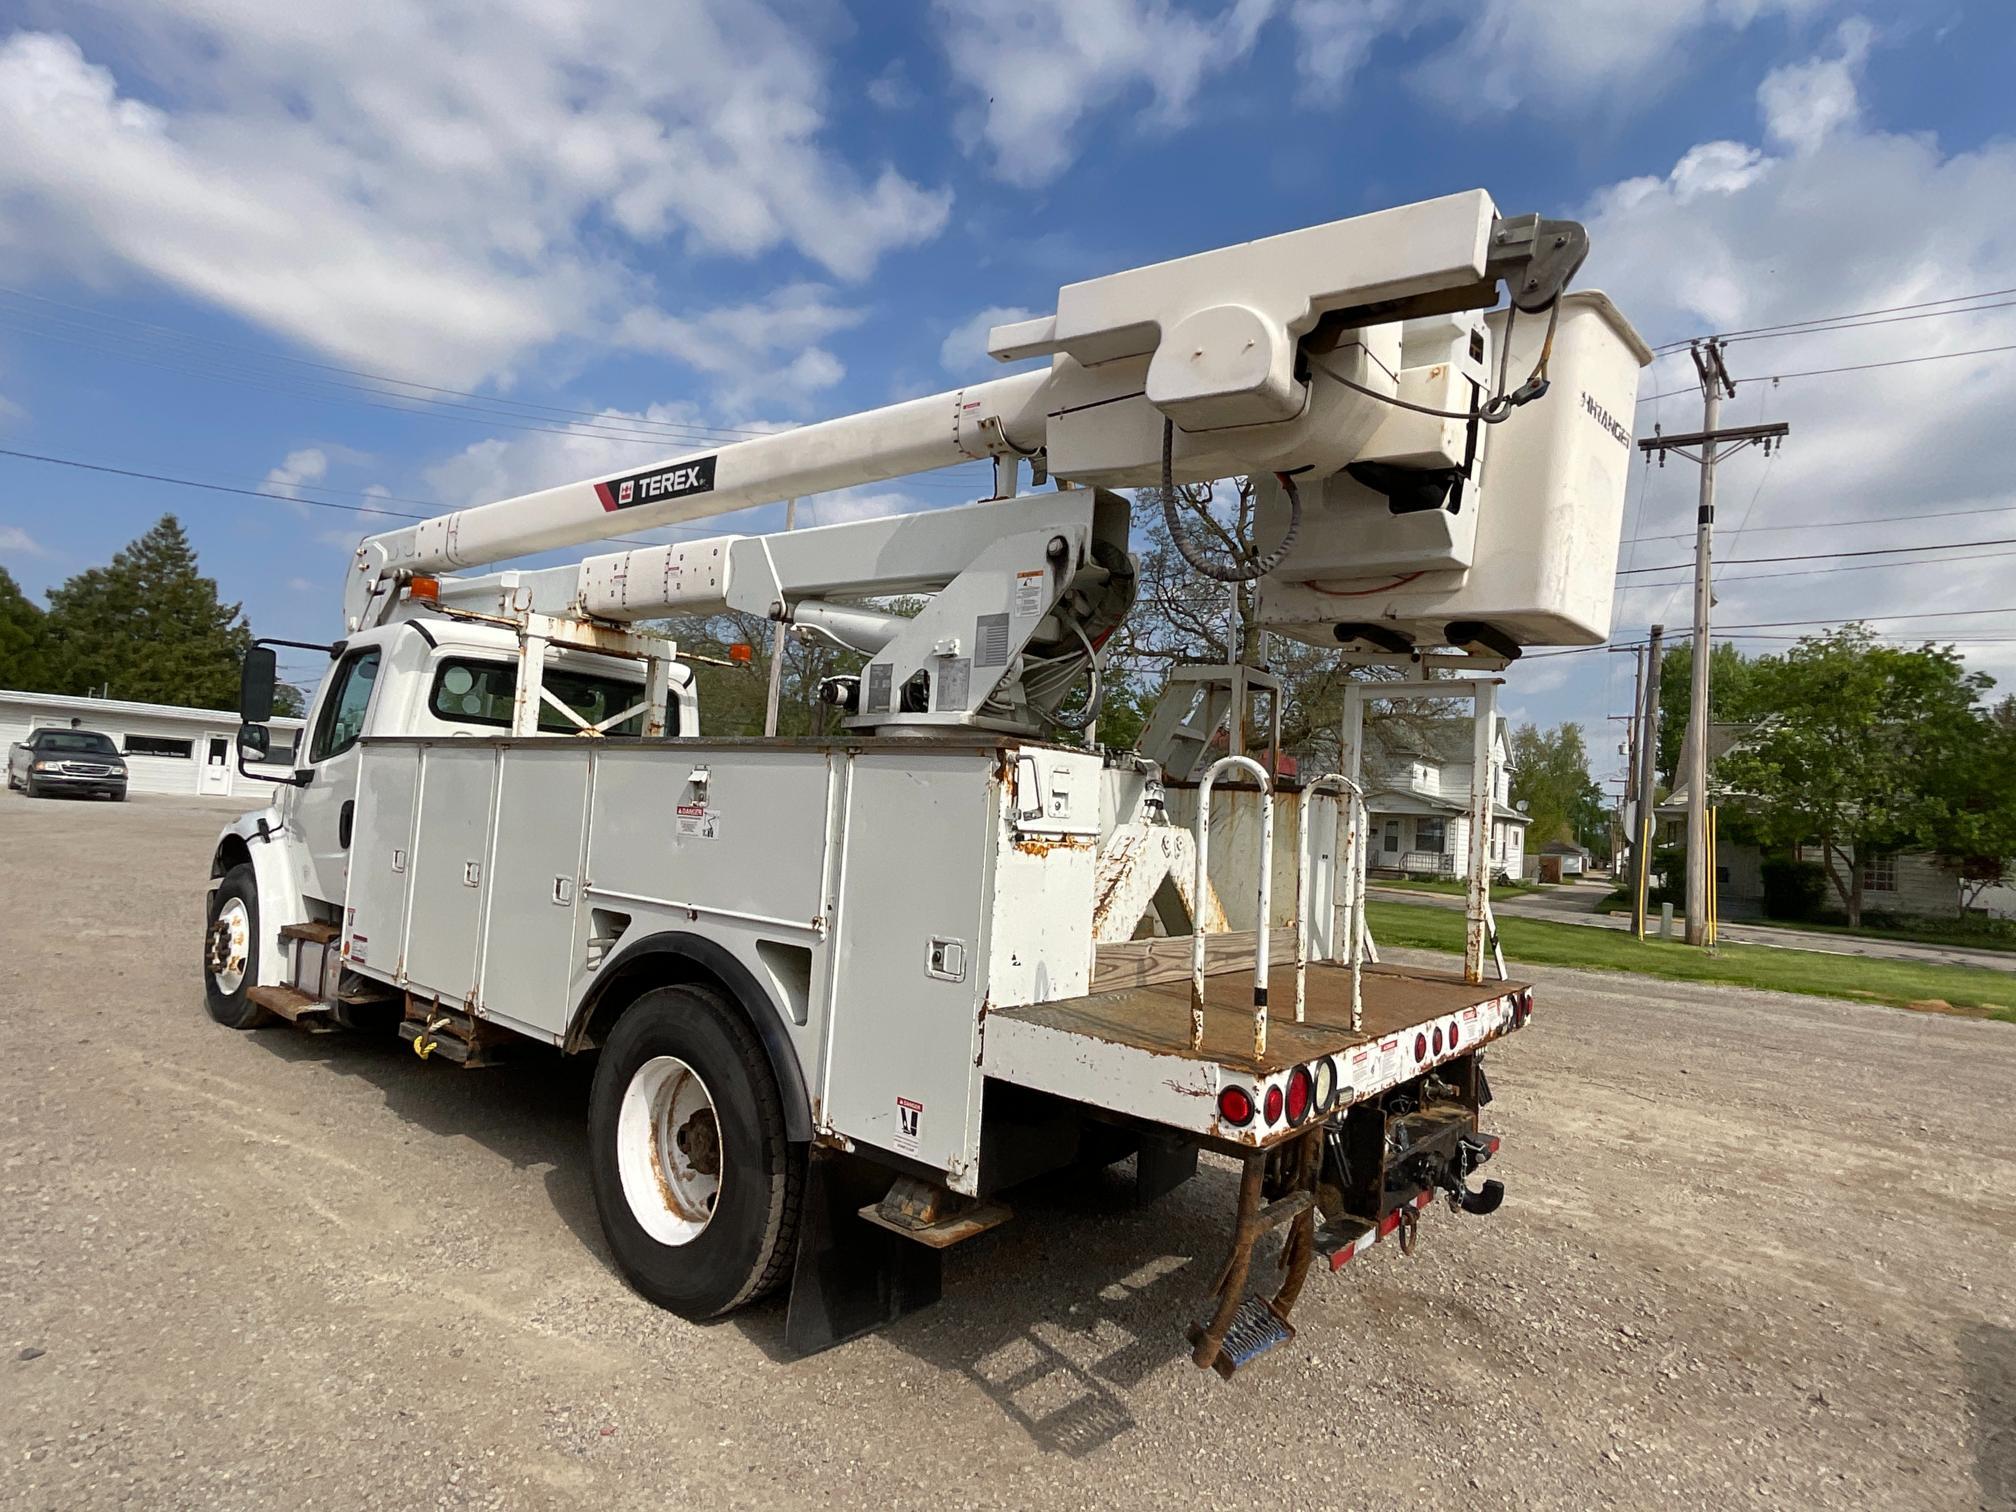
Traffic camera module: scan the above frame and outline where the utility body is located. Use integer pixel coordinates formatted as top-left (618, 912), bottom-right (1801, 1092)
top-left (205, 191), bottom-right (1648, 1373)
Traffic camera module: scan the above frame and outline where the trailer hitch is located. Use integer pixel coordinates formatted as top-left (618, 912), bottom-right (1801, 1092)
top-left (1438, 1132), bottom-right (1505, 1215)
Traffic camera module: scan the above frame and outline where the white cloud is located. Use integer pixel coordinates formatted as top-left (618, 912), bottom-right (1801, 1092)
top-left (1582, 28), bottom-right (2016, 692)
top-left (422, 401), bottom-right (739, 513)
top-left (616, 284), bottom-right (863, 413)
top-left (939, 305), bottom-right (1036, 374)
top-left (0, 524), bottom-right (47, 555)
top-left (262, 448), bottom-right (328, 501)
top-left (1757, 16), bottom-right (1871, 153)
top-left (1412, 0), bottom-right (1836, 120)
top-left (1287, 0), bottom-right (1410, 92)
top-left (0, 9), bottom-right (950, 385)
top-left (932, 0), bottom-right (1275, 186)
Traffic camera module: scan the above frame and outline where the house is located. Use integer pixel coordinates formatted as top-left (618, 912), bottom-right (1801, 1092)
top-left (1656, 720), bottom-right (1966, 920)
top-left (0, 688), bottom-right (304, 800)
top-left (1360, 716), bottom-right (1527, 881)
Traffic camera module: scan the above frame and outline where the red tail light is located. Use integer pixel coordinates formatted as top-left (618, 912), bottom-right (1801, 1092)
top-left (1414, 1032), bottom-right (1428, 1062)
top-left (1263, 1084), bottom-right (1285, 1124)
top-left (1286, 1065), bottom-right (1313, 1125)
top-left (1218, 1085), bottom-right (1254, 1126)
top-left (1432, 1025), bottom-right (1444, 1056)
top-left (1449, 1022), bottom-right (1462, 1050)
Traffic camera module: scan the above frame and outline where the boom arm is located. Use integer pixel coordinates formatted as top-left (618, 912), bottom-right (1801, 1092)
top-left (344, 190), bottom-right (1589, 632)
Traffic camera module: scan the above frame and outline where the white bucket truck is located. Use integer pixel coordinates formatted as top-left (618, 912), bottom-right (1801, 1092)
top-left (204, 191), bottom-right (1649, 1374)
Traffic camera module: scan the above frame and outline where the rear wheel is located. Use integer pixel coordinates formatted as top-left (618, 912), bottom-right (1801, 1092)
top-left (203, 864), bottom-right (270, 1029)
top-left (588, 984), bottom-right (802, 1319)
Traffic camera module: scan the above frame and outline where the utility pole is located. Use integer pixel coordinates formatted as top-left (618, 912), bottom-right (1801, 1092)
top-left (1638, 341), bottom-right (1787, 946)
top-left (762, 498), bottom-right (798, 738)
top-left (1633, 624), bottom-right (1665, 940)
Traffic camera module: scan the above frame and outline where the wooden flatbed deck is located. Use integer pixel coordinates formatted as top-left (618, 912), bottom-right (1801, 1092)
top-left (996, 960), bottom-right (1528, 1077)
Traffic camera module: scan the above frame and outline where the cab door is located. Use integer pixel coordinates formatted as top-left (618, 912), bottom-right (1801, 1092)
top-left (292, 644), bottom-right (384, 907)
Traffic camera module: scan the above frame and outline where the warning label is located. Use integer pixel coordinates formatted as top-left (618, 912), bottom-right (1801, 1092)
top-left (1014, 569), bottom-right (1044, 618)
top-left (894, 1097), bottom-right (924, 1154)
top-left (674, 802), bottom-right (719, 840)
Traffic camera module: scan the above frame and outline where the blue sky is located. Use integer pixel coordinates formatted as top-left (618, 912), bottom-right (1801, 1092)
top-left (1, 1), bottom-right (2011, 795)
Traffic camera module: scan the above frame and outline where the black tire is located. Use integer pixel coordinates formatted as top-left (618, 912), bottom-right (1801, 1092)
top-left (588, 983), bottom-right (803, 1319)
top-left (203, 863), bottom-right (270, 1029)
top-left (24, 777), bottom-right (40, 798)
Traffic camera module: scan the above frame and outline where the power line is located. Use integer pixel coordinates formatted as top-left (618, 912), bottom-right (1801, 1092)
top-left (1617, 533), bottom-right (2016, 576)
top-left (1650, 286), bottom-right (2016, 354)
top-left (1638, 341), bottom-right (2016, 403)
top-left (1622, 545), bottom-right (2016, 589)
top-left (1521, 605), bottom-right (2016, 658)
top-left (1628, 498), bottom-right (2016, 543)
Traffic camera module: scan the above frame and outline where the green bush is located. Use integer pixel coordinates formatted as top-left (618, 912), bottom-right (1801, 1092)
top-left (1761, 857), bottom-right (1829, 921)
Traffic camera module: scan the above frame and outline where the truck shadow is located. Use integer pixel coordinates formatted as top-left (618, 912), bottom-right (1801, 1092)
top-left (248, 1027), bottom-right (616, 1269)
top-left (251, 1026), bottom-right (1237, 1457)
top-left (731, 1156), bottom-right (1243, 1458)
top-left (1963, 1322), bottom-right (2016, 1508)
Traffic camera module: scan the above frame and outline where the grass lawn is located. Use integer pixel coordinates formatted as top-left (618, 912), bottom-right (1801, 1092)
top-left (1373, 877), bottom-right (1541, 900)
top-left (1365, 899), bottom-right (2016, 1023)
top-left (1735, 914), bottom-right (2016, 956)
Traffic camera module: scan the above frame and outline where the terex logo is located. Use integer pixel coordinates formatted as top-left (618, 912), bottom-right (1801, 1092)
top-left (594, 455), bottom-right (718, 512)
top-left (1581, 391), bottom-right (1631, 450)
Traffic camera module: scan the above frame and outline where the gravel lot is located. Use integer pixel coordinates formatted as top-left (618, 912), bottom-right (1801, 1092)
top-left (3, 792), bottom-right (2013, 1510)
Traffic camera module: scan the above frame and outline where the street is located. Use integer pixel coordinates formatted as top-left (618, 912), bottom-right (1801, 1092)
top-left (3, 793), bottom-right (2013, 1510)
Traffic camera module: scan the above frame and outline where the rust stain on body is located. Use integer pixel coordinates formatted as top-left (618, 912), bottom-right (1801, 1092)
top-left (1011, 835), bottom-right (1094, 858)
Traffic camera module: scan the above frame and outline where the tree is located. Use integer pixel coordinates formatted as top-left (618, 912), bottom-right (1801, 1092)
top-left (0, 566), bottom-right (52, 691)
top-left (1508, 722), bottom-right (1606, 852)
top-left (1719, 626), bottom-right (1992, 926)
top-left (1655, 639), bottom-right (1755, 787)
top-left (40, 516), bottom-right (254, 709)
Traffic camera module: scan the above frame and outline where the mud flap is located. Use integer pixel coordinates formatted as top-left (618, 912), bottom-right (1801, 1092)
top-left (784, 1148), bottom-right (943, 1357)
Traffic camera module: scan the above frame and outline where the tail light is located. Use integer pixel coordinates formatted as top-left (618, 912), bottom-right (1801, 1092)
top-left (1218, 1085), bottom-right (1255, 1126)
top-left (1414, 1032), bottom-right (1428, 1063)
top-left (1263, 1084), bottom-right (1285, 1125)
top-left (1449, 1022), bottom-right (1461, 1050)
top-left (1312, 1056), bottom-right (1338, 1114)
top-left (1285, 1065), bottom-right (1314, 1125)
top-left (1432, 1025), bottom-right (1444, 1056)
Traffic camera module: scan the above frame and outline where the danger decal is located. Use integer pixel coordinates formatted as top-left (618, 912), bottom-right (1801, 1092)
top-left (594, 455), bottom-right (718, 512)
top-left (894, 1097), bottom-right (924, 1154)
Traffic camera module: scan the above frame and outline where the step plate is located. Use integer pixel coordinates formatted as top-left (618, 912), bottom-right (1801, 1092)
top-left (1190, 1296), bottom-right (1296, 1379)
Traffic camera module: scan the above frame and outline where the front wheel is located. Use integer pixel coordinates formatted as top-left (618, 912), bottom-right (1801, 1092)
top-left (587, 984), bottom-right (802, 1319)
top-left (203, 864), bottom-right (270, 1029)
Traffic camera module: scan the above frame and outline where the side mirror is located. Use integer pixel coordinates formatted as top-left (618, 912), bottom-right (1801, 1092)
top-left (236, 724), bottom-right (271, 760)
top-left (241, 646), bottom-right (278, 724)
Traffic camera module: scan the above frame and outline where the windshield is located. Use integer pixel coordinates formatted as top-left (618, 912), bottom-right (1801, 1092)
top-left (37, 732), bottom-right (118, 756)
top-left (427, 657), bottom-right (659, 737)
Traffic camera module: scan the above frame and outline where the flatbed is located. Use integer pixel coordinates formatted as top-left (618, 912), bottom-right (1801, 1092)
top-left (984, 955), bottom-right (1532, 1149)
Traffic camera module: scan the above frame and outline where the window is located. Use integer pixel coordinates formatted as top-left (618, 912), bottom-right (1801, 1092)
top-left (1861, 852), bottom-right (1897, 893)
top-left (124, 734), bottom-right (193, 758)
top-left (34, 731), bottom-right (120, 756)
top-left (1795, 841), bottom-right (1823, 864)
top-left (310, 648), bottom-right (381, 762)
top-left (1417, 818), bottom-right (1446, 854)
top-left (1382, 820), bottom-right (1400, 854)
top-left (427, 657), bottom-right (661, 738)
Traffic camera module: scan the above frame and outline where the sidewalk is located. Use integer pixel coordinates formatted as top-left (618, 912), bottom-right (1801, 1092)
top-left (1367, 881), bottom-right (2016, 975)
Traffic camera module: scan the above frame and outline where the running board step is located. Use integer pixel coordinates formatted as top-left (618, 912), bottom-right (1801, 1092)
top-left (1189, 1296), bottom-right (1295, 1379)
top-left (398, 1006), bottom-right (510, 1067)
top-left (858, 1176), bottom-right (1012, 1249)
top-left (247, 984), bottom-right (339, 1033)
top-left (277, 921), bottom-right (341, 945)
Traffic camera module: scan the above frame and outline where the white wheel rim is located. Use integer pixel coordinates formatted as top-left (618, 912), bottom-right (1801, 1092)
top-left (616, 1056), bottom-right (722, 1245)
top-left (207, 898), bottom-right (251, 996)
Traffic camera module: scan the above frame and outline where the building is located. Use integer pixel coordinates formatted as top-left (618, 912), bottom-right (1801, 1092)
top-left (1, 689), bottom-right (304, 800)
top-left (1361, 716), bottom-right (1527, 881)
top-left (1536, 839), bottom-right (1592, 881)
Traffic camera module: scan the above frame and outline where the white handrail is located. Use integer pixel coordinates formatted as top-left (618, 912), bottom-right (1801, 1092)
top-left (1296, 774), bottom-right (1366, 1032)
top-left (1192, 755), bottom-right (1274, 1057)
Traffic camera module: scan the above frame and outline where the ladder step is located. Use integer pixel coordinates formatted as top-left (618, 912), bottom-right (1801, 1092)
top-left (1254, 1190), bottom-right (1315, 1233)
top-left (278, 921), bottom-right (341, 945)
top-left (1189, 1296), bottom-right (1295, 1379)
top-left (246, 984), bottom-right (338, 1032)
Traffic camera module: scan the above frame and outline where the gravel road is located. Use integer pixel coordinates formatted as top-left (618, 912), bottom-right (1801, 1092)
top-left (4, 793), bottom-right (2013, 1510)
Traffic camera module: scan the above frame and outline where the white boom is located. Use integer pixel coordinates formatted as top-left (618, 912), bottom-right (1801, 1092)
top-left (343, 190), bottom-right (1597, 633)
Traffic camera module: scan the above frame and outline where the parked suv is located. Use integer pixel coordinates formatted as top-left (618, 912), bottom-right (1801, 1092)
top-left (7, 729), bottom-right (128, 800)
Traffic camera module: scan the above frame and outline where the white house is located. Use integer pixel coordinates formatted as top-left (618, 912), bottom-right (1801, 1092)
top-left (0, 689), bottom-right (304, 800)
top-left (1361, 717), bottom-right (1527, 881)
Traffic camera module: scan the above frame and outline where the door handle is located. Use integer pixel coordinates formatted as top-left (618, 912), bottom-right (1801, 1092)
top-left (339, 799), bottom-right (354, 849)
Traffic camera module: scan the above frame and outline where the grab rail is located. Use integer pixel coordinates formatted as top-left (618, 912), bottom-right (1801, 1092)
top-left (1296, 774), bottom-right (1366, 1032)
top-left (1192, 755), bottom-right (1274, 1058)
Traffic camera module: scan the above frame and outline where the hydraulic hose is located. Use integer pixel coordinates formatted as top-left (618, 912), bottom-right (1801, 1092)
top-left (1158, 418), bottom-right (1304, 583)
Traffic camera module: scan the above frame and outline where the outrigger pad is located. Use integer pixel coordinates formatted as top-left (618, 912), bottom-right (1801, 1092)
top-left (1190, 1296), bottom-right (1296, 1379)
top-left (785, 1149), bottom-right (943, 1357)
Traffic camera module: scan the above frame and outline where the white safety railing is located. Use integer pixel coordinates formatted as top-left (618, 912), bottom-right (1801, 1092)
top-left (1191, 755), bottom-right (1274, 1059)
top-left (1296, 774), bottom-right (1367, 1033)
